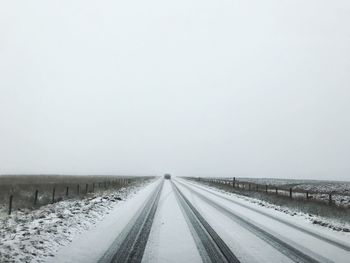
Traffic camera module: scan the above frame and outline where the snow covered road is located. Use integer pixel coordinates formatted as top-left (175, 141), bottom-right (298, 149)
top-left (142, 180), bottom-right (202, 263)
top-left (174, 179), bottom-right (350, 263)
top-left (48, 178), bottom-right (350, 263)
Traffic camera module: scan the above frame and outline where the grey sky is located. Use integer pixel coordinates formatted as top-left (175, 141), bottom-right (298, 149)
top-left (1, 1), bottom-right (350, 180)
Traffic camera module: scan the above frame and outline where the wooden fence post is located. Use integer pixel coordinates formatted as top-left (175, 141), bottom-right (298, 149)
top-left (289, 188), bottom-right (292, 199)
top-left (92, 183), bottom-right (95, 192)
top-left (306, 191), bottom-right (309, 199)
top-left (52, 187), bottom-right (56, 203)
top-left (249, 184), bottom-right (251, 191)
top-left (66, 186), bottom-right (69, 196)
top-left (329, 193), bottom-right (332, 205)
top-left (77, 184), bottom-right (80, 195)
top-left (8, 195), bottom-right (13, 215)
top-left (34, 190), bottom-right (39, 205)
top-left (86, 184), bottom-right (88, 194)
top-left (275, 188), bottom-right (278, 195)
top-left (265, 185), bottom-right (268, 193)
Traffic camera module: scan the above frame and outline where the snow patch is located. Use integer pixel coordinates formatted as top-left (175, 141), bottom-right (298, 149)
top-left (0, 184), bottom-right (149, 263)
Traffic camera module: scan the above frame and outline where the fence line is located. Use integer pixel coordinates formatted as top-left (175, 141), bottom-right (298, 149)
top-left (6, 176), bottom-right (154, 215)
top-left (186, 177), bottom-right (349, 208)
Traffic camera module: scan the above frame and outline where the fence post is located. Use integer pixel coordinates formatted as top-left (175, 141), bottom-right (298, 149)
top-left (249, 184), bottom-right (251, 191)
top-left (289, 188), bottom-right (292, 199)
top-left (77, 184), bottom-right (80, 195)
top-left (34, 190), bottom-right (39, 205)
top-left (306, 191), bottom-right (309, 199)
top-left (329, 193), bottom-right (332, 205)
top-left (86, 184), bottom-right (88, 194)
top-left (66, 186), bottom-right (69, 196)
top-left (52, 187), bottom-right (56, 203)
top-left (8, 195), bottom-right (13, 215)
top-left (275, 188), bottom-right (278, 195)
top-left (265, 185), bottom-right (268, 193)
top-left (92, 183), bottom-right (95, 193)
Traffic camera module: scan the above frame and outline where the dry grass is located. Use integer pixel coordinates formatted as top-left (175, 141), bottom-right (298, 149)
top-left (0, 175), bottom-right (155, 213)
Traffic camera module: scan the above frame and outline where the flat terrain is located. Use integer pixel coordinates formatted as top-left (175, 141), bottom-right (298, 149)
top-left (0, 175), bottom-right (152, 215)
top-left (236, 178), bottom-right (350, 194)
top-left (40, 178), bottom-right (350, 263)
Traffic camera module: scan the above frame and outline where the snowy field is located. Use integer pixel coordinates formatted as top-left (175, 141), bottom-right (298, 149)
top-left (1, 178), bottom-right (349, 262)
top-left (234, 178), bottom-right (350, 207)
top-left (236, 178), bottom-right (350, 194)
top-left (0, 180), bottom-right (154, 263)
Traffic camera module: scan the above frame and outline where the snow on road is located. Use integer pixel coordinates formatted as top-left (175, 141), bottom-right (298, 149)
top-left (174, 181), bottom-right (294, 263)
top-left (177, 179), bottom-right (350, 263)
top-left (4, 177), bottom-right (349, 263)
top-left (184, 179), bottom-right (350, 242)
top-left (142, 180), bottom-right (202, 263)
top-left (47, 179), bottom-right (160, 263)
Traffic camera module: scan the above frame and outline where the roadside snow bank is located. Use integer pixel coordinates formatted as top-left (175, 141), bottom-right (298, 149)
top-left (0, 183), bottom-right (150, 263)
top-left (189, 180), bottom-right (350, 234)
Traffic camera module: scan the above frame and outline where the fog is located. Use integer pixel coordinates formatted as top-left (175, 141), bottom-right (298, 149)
top-left (1, 1), bottom-right (350, 181)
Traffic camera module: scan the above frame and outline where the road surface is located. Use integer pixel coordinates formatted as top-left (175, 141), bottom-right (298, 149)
top-left (51, 178), bottom-right (350, 263)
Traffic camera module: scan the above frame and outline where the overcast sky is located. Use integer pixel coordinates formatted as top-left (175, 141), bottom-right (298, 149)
top-left (1, 1), bottom-right (350, 180)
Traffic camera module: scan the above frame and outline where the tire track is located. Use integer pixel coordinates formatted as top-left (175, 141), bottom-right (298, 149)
top-left (98, 180), bottom-right (164, 263)
top-left (171, 181), bottom-right (240, 263)
top-left (176, 180), bottom-right (327, 263)
top-left (183, 179), bottom-right (350, 252)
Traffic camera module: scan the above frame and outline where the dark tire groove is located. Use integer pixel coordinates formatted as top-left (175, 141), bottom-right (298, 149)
top-left (99, 180), bottom-right (164, 263)
top-left (172, 181), bottom-right (241, 263)
top-left (185, 180), bottom-right (350, 252)
top-left (177, 180), bottom-right (323, 263)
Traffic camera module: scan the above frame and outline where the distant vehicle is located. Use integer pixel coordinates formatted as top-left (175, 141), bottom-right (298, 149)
top-left (164, 174), bottom-right (171, 180)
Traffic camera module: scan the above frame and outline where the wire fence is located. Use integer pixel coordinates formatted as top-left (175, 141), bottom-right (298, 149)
top-left (1, 176), bottom-right (155, 215)
top-left (186, 177), bottom-right (350, 208)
